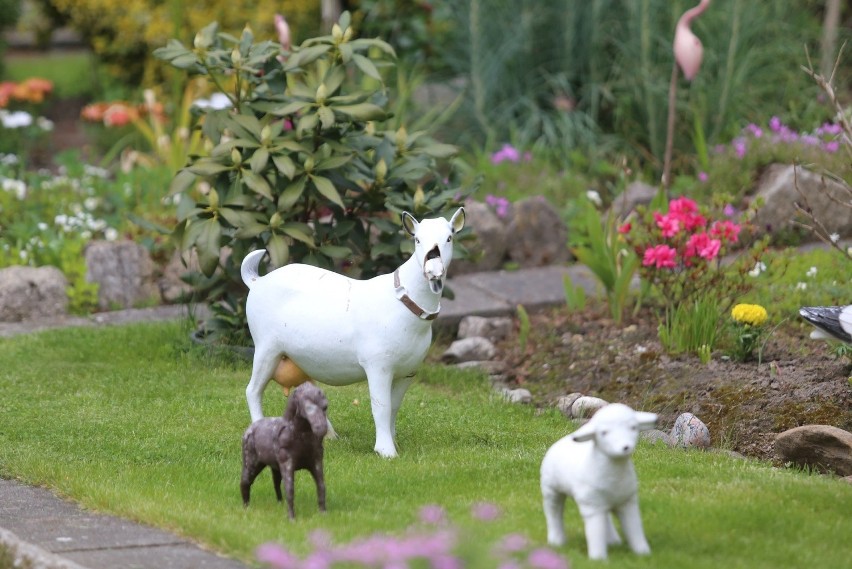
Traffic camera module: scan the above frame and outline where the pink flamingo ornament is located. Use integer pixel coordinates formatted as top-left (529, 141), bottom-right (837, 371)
top-left (673, 0), bottom-right (711, 81)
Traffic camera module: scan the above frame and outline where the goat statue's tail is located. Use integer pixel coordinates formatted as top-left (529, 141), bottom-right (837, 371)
top-left (241, 249), bottom-right (267, 289)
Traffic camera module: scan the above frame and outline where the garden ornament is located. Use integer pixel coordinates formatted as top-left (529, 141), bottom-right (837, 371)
top-left (241, 208), bottom-right (465, 458)
top-left (799, 305), bottom-right (852, 344)
top-left (241, 383), bottom-right (329, 519)
top-left (540, 403), bottom-right (657, 561)
top-left (673, 0), bottom-right (711, 81)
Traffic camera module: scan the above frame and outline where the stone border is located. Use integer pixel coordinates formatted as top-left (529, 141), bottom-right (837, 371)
top-left (0, 528), bottom-right (89, 569)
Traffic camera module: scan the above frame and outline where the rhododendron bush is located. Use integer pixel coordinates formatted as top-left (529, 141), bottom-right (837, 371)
top-left (621, 195), bottom-right (767, 314)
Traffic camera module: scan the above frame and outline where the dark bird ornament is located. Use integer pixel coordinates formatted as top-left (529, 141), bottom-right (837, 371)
top-left (799, 305), bottom-right (852, 344)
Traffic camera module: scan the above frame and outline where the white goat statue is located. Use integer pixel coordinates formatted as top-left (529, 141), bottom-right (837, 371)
top-left (240, 208), bottom-right (465, 458)
top-left (540, 403), bottom-right (657, 560)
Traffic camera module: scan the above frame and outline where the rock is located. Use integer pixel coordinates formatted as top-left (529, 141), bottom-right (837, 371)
top-left (571, 396), bottom-right (609, 419)
top-left (671, 413), bottom-right (711, 448)
top-left (506, 197), bottom-right (571, 267)
top-left (158, 249), bottom-right (198, 303)
top-left (441, 337), bottom-right (497, 363)
top-left (843, 476), bottom-right (852, 486)
top-left (0, 266), bottom-right (68, 321)
top-left (640, 429), bottom-right (675, 447)
top-left (457, 316), bottom-right (513, 341)
top-left (501, 388), bottom-right (532, 404)
top-left (85, 241), bottom-right (157, 310)
top-left (609, 181), bottom-right (658, 220)
top-left (554, 393), bottom-right (583, 417)
top-left (752, 164), bottom-right (852, 239)
top-left (452, 200), bottom-right (510, 274)
top-left (774, 425), bottom-right (852, 476)
top-left (454, 360), bottom-right (508, 376)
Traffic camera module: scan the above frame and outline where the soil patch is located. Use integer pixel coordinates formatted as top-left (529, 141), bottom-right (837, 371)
top-left (493, 305), bottom-right (852, 462)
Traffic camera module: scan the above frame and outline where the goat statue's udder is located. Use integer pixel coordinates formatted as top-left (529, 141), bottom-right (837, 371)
top-left (273, 358), bottom-right (312, 395)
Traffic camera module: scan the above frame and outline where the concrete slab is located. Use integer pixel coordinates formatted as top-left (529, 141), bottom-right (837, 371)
top-left (0, 479), bottom-right (247, 569)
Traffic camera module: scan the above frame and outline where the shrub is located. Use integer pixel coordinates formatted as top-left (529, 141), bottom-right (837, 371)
top-left (156, 13), bottom-right (470, 345)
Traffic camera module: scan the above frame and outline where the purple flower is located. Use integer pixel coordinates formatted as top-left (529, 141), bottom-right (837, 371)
top-left (485, 194), bottom-right (511, 218)
top-left (470, 501), bottom-right (501, 521)
top-left (496, 533), bottom-right (528, 553)
top-left (769, 116), bottom-right (783, 132)
top-left (732, 137), bottom-right (747, 159)
top-left (801, 134), bottom-right (819, 146)
top-left (817, 122), bottom-right (842, 136)
top-left (256, 543), bottom-right (300, 569)
top-left (490, 144), bottom-right (521, 165)
top-left (527, 548), bottom-right (569, 569)
top-left (723, 203), bottom-right (737, 217)
top-left (823, 140), bottom-right (840, 153)
top-left (697, 171), bottom-right (708, 183)
top-left (418, 504), bottom-right (447, 525)
top-left (744, 123), bottom-right (763, 138)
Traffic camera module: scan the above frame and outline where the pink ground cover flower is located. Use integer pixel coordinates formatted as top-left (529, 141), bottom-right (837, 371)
top-left (654, 212), bottom-right (681, 238)
top-left (642, 244), bottom-right (677, 269)
top-left (685, 232), bottom-right (721, 260)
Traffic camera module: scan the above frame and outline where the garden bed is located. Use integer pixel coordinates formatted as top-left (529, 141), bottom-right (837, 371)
top-left (492, 305), bottom-right (852, 462)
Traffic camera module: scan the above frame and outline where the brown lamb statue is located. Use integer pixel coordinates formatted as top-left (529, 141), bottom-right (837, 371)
top-left (240, 382), bottom-right (329, 518)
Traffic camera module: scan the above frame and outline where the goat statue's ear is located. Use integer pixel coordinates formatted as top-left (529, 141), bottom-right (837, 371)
top-left (571, 421), bottom-right (597, 443)
top-left (402, 211), bottom-right (418, 236)
top-left (450, 207), bottom-right (465, 233)
top-left (635, 411), bottom-right (658, 432)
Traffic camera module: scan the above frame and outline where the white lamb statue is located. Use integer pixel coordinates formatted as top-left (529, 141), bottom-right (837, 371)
top-left (540, 403), bottom-right (657, 560)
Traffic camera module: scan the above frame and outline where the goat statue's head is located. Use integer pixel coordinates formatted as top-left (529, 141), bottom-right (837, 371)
top-left (571, 403), bottom-right (658, 459)
top-left (402, 208), bottom-right (465, 295)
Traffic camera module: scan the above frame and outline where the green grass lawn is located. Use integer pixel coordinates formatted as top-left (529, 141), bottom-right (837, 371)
top-left (4, 51), bottom-right (96, 99)
top-left (0, 322), bottom-right (850, 568)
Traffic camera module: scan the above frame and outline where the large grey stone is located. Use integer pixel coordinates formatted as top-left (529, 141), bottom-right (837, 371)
top-left (774, 424), bottom-right (852, 476)
top-left (0, 265), bottom-right (68, 322)
top-left (571, 396), bottom-right (609, 419)
top-left (85, 240), bottom-right (157, 310)
top-left (457, 315), bottom-right (513, 341)
top-left (506, 197), bottom-right (571, 267)
top-left (609, 181), bottom-right (658, 220)
top-left (441, 337), bottom-right (497, 363)
top-left (158, 249), bottom-right (198, 303)
top-left (453, 200), bottom-right (509, 275)
top-left (671, 413), bottom-right (711, 449)
top-left (752, 164), bottom-right (852, 239)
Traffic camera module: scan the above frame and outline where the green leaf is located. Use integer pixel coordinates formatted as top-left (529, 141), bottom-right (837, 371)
top-left (267, 234), bottom-right (290, 267)
top-left (286, 44), bottom-right (331, 70)
top-left (334, 103), bottom-right (387, 121)
top-left (229, 114), bottom-right (263, 140)
top-left (323, 66), bottom-right (347, 95)
top-left (282, 223), bottom-right (315, 247)
top-left (339, 43), bottom-right (353, 64)
top-left (270, 100), bottom-right (312, 116)
top-left (168, 169), bottom-right (197, 196)
top-left (314, 154), bottom-right (353, 171)
top-left (241, 170), bottom-right (273, 200)
top-left (187, 160), bottom-right (232, 176)
top-left (319, 245), bottom-right (351, 259)
top-left (419, 142), bottom-right (458, 159)
top-left (311, 175), bottom-right (344, 208)
top-left (352, 53), bottom-right (382, 81)
top-left (297, 113), bottom-right (319, 134)
top-left (349, 38), bottom-right (396, 58)
top-left (317, 106), bottom-right (335, 130)
top-left (218, 207), bottom-right (261, 229)
top-left (272, 154), bottom-right (296, 179)
top-left (249, 147), bottom-right (269, 172)
top-left (196, 218), bottom-right (222, 277)
top-left (278, 176), bottom-right (306, 210)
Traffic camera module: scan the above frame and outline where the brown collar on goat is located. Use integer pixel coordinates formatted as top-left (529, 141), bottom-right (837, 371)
top-left (393, 269), bottom-right (440, 321)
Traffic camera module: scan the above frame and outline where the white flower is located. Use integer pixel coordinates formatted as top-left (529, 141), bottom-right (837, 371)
top-left (1, 110), bottom-right (33, 129)
top-left (847, 246), bottom-right (852, 256)
top-left (84, 197), bottom-right (99, 211)
top-left (0, 153), bottom-right (18, 165)
top-left (829, 232), bottom-right (840, 243)
top-left (194, 93), bottom-right (232, 110)
top-left (104, 227), bottom-right (119, 241)
top-left (748, 261), bottom-right (767, 277)
top-left (36, 117), bottom-right (54, 132)
top-left (585, 190), bottom-right (603, 207)
top-left (37, 222), bottom-right (47, 231)
top-left (806, 266), bottom-right (818, 278)
top-left (2, 178), bottom-right (27, 199)
top-left (795, 282), bottom-right (807, 291)
top-left (19, 250), bottom-right (27, 260)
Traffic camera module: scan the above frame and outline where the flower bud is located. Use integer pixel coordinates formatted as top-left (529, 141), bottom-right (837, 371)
top-left (231, 48), bottom-right (242, 65)
top-left (332, 24), bottom-right (343, 41)
top-left (316, 84), bottom-right (328, 105)
top-left (375, 159), bottom-right (387, 181)
top-left (304, 156), bottom-right (315, 172)
top-left (343, 27), bottom-right (353, 42)
top-left (231, 148), bottom-right (242, 165)
top-left (395, 126), bottom-right (407, 148)
top-left (208, 188), bottom-right (219, 209)
top-left (413, 185), bottom-right (425, 209)
top-left (269, 212), bottom-right (282, 229)
top-left (261, 125), bottom-right (272, 144)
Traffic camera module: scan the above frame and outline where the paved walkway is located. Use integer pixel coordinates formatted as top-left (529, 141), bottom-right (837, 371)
top-left (0, 265), bottom-right (599, 569)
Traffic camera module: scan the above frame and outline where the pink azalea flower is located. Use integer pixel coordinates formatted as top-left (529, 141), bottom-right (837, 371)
top-left (654, 212), bottom-right (681, 238)
top-left (669, 196), bottom-right (699, 215)
top-left (617, 222), bottom-right (632, 234)
top-left (685, 232), bottom-right (721, 260)
top-left (710, 220), bottom-right (741, 243)
top-left (643, 244), bottom-right (677, 269)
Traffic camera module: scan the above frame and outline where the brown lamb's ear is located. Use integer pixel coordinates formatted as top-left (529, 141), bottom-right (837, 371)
top-left (402, 211), bottom-right (418, 236)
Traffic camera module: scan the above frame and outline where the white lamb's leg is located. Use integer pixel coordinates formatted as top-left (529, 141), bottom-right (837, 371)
top-left (617, 497), bottom-right (651, 555)
top-left (606, 513), bottom-right (623, 545)
top-left (364, 365), bottom-right (397, 458)
top-left (583, 512), bottom-right (610, 560)
top-left (541, 487), bottom-right (567, 547)
top-left (245, 345), bottom-right (279, 422)
top-left (389, 374), bottom-right (415, 441)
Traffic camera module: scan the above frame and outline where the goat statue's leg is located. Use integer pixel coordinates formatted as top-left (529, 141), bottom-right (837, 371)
top-left (616, 496), bottom-right (651, 555)
top-left (310, 454), bottom-right (326, 513)
top-left (271, 467), bottom-right (283, 502)
top-left (240, 462), bottom-right (265, 507)
top-left (541, 487), bottom-right (567, 547)
top-left (389, 374), bottom-right (415, 442)
top-left (280, 457), bottom-right (296, 519)
top-left (364, 365), bottom-right (397, 458)
top-left (246, 343), bottom-right (281, 422)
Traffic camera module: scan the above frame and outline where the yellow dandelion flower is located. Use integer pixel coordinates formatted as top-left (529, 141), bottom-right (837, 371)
top-left (731, 303), bottom-right (767, 326)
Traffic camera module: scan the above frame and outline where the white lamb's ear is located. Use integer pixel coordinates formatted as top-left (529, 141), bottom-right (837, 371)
top-left (402, 212), bottom-right (418, 236)
top-left (571, 421), bottom-right (597, 443)
top-left (635, 412), bottom-right (658, 432)
top-left (450, 207), bottom-right (465, 233)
